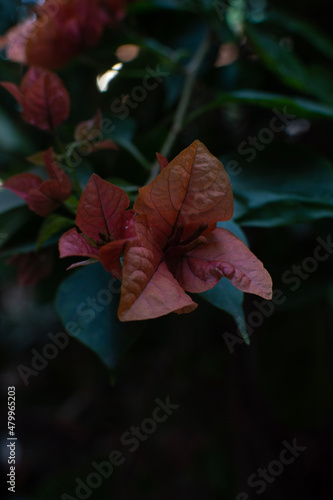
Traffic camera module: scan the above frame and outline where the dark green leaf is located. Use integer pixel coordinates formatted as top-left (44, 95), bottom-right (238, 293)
top-left (245, 24), bottom-right (333, 105)
top-left (269, 10), bottom-right (333, 63)
top-left (229, 146), bottom-right (333, 227)
top-left (0, 186), bottom-right (25, 214)
top-left (186, 90), bottom-right (333, 124)
top-left (55, 263), bottom-right (143, 369)
top-left (36, 215), bottom-right (74, 249)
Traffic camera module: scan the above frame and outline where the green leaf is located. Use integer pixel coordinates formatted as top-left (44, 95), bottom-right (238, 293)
top-left (200, 220), bottom-right (249, 344)
top-left (245, 24), bottom-right (333, 105)
top-left (269, 10), bottom-right (333, 63)
top-left (0, 109), bottom-right (32, 154)
top-left (0, 237), bottom-right (58, 259)
top-left (229, 145), bottom-right (333, 227)
top-left (55, 263), bottom-right (143, 369)
top-left (0, 186), bottom-right (25, 214)
top-left (186, 90), bottom-right (333, 124)
top-left (36, 215), bottom-right (74, 249)
top-left (63, 195), bottom-right (79, 215)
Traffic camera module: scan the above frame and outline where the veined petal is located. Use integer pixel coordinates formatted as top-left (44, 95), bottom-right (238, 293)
top-left (59, 228), bottom-right (99, 259)
top-left (27, 188), bottom-right (59, 217)
top-left (168, 227), bottom-right (273, 299)
top-left (134, 140), bottom-right (233, 247)
top-left (118, 216), bottom-right (196, 321)
top-left (43, 148), bottom-right (72, 200)
top-left (76, 174), bottom-right (130, 241)
top-left (3, 173), bottom-right (42, 200)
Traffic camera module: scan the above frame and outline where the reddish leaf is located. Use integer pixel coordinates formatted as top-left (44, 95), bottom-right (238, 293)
top-left (59, 228), bottom-right (99, 261)
top-left (76, 174), bottom-right (130, 241)
top-left (91, 139), bottom-right (118, 152)
top-left (1, 67), bottom-right (70, 130)
top-left (118, 216), bottom-right (197, 321)
top-left (27, 188), bottom-right (60, 217)
top-left (155, 152), bottom-right (169, 171)
top-left (119, 140), bottom-right (272, 321)
top-left (74, 109), bottom-right (103, 142)
top-left (0, 1), bottom-right (126, 69)
top-left (3, 173), bottom-right (42, 201)
top-left (25, 0), bottom-right (126, 69)
top-left (167, 227), bottom-right (273, 299)
top-left (113, 209), bottom-right (136, 240)
top-left (0, 18), bottom-right (35, 65)
top-left (3, 151), bottom-right (72, 217)
top-left (20, 66), bottom-right (46, 94)
top-left (99, 239), bottom-right (128, 280)
top-left (42, 148), bottom-right (72, 199)
top-left (134, 140), bottom-right (234, 247)
top-left (98, 209), bottom-right (137, 278)
top-left (22, 69), bottom-right (70, 130)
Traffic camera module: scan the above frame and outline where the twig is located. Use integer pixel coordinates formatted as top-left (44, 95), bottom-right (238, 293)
top-left (146, 33), bottom-right (210, 183)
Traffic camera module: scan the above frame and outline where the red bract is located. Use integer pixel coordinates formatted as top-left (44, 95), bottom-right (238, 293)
top-left (74, 110), bottom-right (118, 152)
top-left (0, 0), bottom-right (126, 69)
top-left (118, 140), bottom-right (273, 321)
top-left (59, 174), bottom-right (135, 279)
top-left (3, 148), bottom-right (72, 217)
top-left (0, 67), bottom-right (70, 130)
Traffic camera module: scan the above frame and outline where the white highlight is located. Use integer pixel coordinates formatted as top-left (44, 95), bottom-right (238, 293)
top-left (96, 63), bottom-right (123, 92)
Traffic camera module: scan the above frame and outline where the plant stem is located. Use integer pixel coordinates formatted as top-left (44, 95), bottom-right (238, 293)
top-left (53, 131), bottom-right (82, 196)
top-left (146, 33), bottom-right (210, 183)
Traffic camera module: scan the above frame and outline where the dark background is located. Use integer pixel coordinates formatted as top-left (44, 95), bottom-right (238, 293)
top-left (1, 0), bottom-right (333, 499)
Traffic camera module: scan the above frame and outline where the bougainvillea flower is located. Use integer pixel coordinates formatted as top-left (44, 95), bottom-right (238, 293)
top-left (0, 0), bottom-right (126, 69)
top-left (59, 174), bottom-right (135, 279)
top-left (0, 67), bottom-right (70, 130)
top-left (8, 248), bottom-right (54, 285)
top-left (118, 140), bottom-right (273, 321)
top-left (3, 148), bottom-right (72, 217)
top-left (74, 110), bottom-right (118, 152)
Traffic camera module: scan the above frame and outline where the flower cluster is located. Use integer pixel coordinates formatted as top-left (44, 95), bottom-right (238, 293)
top-left (59, 140), bottom-right (272, 321)
top-left (0, 0), bottom-right (126, 69)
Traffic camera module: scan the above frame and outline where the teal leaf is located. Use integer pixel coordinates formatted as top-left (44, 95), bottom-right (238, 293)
top-left (186, 90), bottom-right (333, 124)
top-left (0, 186), bottom-right (25, 214)
top-left (245, 24), bottom-right (333, 105)
top-left (229, 146), bottom-right (333, 227)
top-left (55, 263), bottom-right (143, 369)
